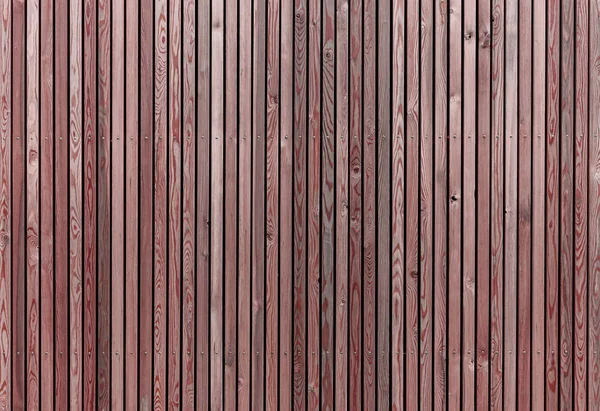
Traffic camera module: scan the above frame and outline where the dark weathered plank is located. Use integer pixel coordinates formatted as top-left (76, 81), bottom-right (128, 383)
top-left (54, 0), bottom-right (69, 407)
top-left (266, 0), bottom-right (280, 405)
top-left (40, 0), bottom-right (53, 408)
top-left (111, 0), bottom-right (125, 407)
top-left (181, 0), bottom-right (196, 407)
top-left (0, 0), bottom-right (9, 406)
top-left (124, 0), bottom-right (139, 408)
top-left (321, 0), bottom-right (335, 405)
top-left (335, 0), bottom-right (349, 408)
top-left (69, 0), bottom-right (84, 406)
top-left (377, 0), bottom-right (391, 406)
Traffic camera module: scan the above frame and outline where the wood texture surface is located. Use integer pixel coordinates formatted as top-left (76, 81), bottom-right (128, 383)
top-left (0, 0), bottom-right (598, 409)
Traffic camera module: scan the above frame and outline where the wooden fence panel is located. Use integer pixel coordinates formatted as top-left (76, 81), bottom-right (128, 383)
top-left (1, 0), bottom-right (600, 409)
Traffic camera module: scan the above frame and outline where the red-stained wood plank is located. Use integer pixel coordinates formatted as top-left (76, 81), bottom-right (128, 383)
top-left (54, 0), bottom-right (69, 407)
top-left (490, 0), bottom-right (505, 405)
top-left (392, 0), bottom-right (405, 407)
top-left (504, 0), bottom-right (518, 406)
top-left (82, 0), bottom-right (97, 404)
top-left (433, 0), bottom-right (447, 405)
top-left (25, 0), bottom-right (40, 407)
top-left (279, 0), bottom-right (294, 406)
top-left (574, 0), bottom-right (589, 406)
top-left (589, 0), bottom-right (600, 405)
top-left (447, 0), bottom-right (462, 405)
top-left (462, 0), bottom-right (477, 406)
top-left (293, 0), bottom-right (307, 407)
top-left (349, 0), bottom-right (362, 406)
top-left (531, 0), bottom-right (546, 404)
top-left (11, 2), bottom-right (25, 406)
top-left (560, 0), bottom-right (575, 405)
top-left (405, 0), bottom-right (419, 405)
top-left (210, 0), bottom-right (224, 407)
top-left (363, 0), bottom-right (376, 407)
top-left (334, 1), bottom-right (349, 409)
top-left (517, 0), bottom-right (533, 408)
top-left (377, 0), bottom-right (391, 407)
top-left (69, 0), bottom-right (84, 406)
top-left (546, 0), bottom-right (560, 405)
top-left (181, 0), bottom-right (195, 407)
top-left (168, 0), bottom-right (182, 407)
top-left (111, 0), bottom-right (125, 408)
top-left (419, 0), bottom-right (433, 406)
top-left (307, 0), bottom-right (321, 406)
top-left (266, 0), bottom-right (280, 406)
top-left (0, 0), bottom-right (9, 407)
top-left (195, 0), bottom-right (210, 408)
top-left (224, 0), bottom-right (238, 406)
top-left (124, 0), bottom-right (139, 408)
top-left (476, 0), bottom-right (491, 405)
top-left (321, 0), bottom-right (335, 406)
top-left (237, 0), bottom-right (252, 407)
top-left (139, 0), bottom-right (154, 406)
top-left (252, 0), bottom-right (266, 408)
top-left (40, 0), bottom-right (53, 408)
top-left (517, 0), bottom-right (532, 407)
top-left (154, 0), bottom-right (168, 408)
top-left (97, 0), bottom-right (112, 406)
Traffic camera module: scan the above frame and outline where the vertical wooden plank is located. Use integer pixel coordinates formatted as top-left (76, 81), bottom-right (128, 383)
top-left (167, 0), bottom-right (182, 407)
top-left (69, 0), bottom-right (84, 405)
top-left (293, 0), bottom-right (307, 407)
top-left (321, 0), bottom-right (335, 405)
top-left (252, 0), bottom-right (266, 407)
top-left (279, 0), bottom-right (294, 406)
top-left (531, 0), bottom-right (546, 405)
top-left (139, 0), bottom-right (154, 405)
top-left (419, 0), bottom-right (434, 406)
top-left (97, 0), bottom-right (112, 406)
top-left (546, 0), bottom-right (560, 404)
top-left (210, 0), bottom-right (224, 406)
top-left (39, 0), bottom-right (53, 408)
top-left (560, 0), bottom-right (575, 404)
top-left (574, 0), bottom-right (589, 406)
top-left (504, 0), bottom-right (518, 406)
top-left (11, 1), bottom-right (26, 407)
top-left (181, 0), bottom-right (195, 407)
top-left (589, 0), bottom-right (600, 405)
top-left (517, 0), bottom-right (533, 407)
top-left (392, 0), bottom-right (405, 407)
top-left (462, 0), bottom-right (477, 405)
top-left (405, 0), bottom-right (420, 403)
top-left (363, 0), bottom-right (376, 406)
top-left (82, 0), bottom-right (97, 406)
top-left (25, 0), bottom-right (40, 406)
top-left (433, 0), bottom-right (447, 404)
top-left (266, 0), bottom-right (280, 405)
top-left (377, 0), bottom-right (391, 406)
top-left (224, 0), bottom-right (238, 405)
top-left (447, 0), bottom-right (462, 403)
top-left (0, 0), bottom-right (9, 406)
top-left (476, 0), bottom-right (491, 404)
top-left (307, 0), bottom-right (321, 405)
top-left (349, 0), bottom-right (362, 405)
top-left (334, 0), bottom-right (349, 408)
top-left (237, 0), bottom-right (252, 406)
top-left (111, 0), bottom-right (125, 408)
top-left (490, 0), bottom-right (504, 404)
top-left (195, 0), bottom-right (210, 407)
top-left (125, 0), bottom-right (140, 407)
top-left (54, 0), bottom-right (69, 407)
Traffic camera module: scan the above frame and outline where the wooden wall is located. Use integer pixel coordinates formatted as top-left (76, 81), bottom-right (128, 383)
top-left (0, 0), bottom-right (597, 409)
